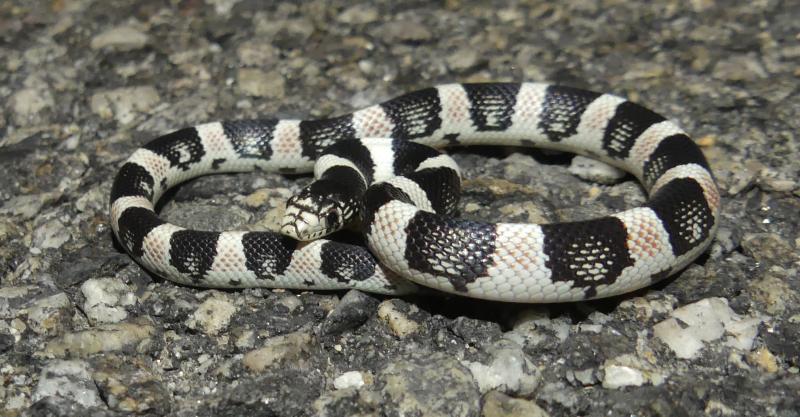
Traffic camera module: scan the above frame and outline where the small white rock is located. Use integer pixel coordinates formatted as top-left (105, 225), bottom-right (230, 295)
top-left (90, 25), bottom-right (149, 51)
top-left (206, 0), bottom-right (240, 15)
top-left (90, 86), bottom-right (160, 125)
top-left (571, 368), bottom-right (597, 386)
top-left (187, 294), bottom-right (237, 336)
top-left (653, 297), bottom-right (764, 359)
top-left (236, 40), bottom-right (278, 66)
top-left (236, 69), bottom-right (285, 98)
top-left (377, 301), bottom-right (419, 337)
top-left (32, 218), bottom-right (71, 249)
top-left (10, 87), bottom-right (54, 125)
top-left (276, 294), bottom-right (303, 312)
top-left (81, 278), bottom-right (136, 324)
top-left (725, 317), bottom-right (763, 351)
top-left (445, 49), bottom-right (480, 71)
top-left (242, 331), bottom-right (312, 372)
top-left (568, 155), bottom-right (627, 184)
top-left (43, 319), bottom-right (156, 357)
top-left (463, 340), bottom-right (539, 395)
top-left (602, 365), bottom-right (645, 389)
top-left (0, 193), bottom-right (57, 220)
top-left (333, 371), bottom-right (366, 389)
top-left (26, 292), bottom-right (72, 335)
top-left (33, 360), bottom-right (102, 408)
top-left (337, 5), bottom-right (379, 24)
top-left (653, 318), bottom-right (706, 359)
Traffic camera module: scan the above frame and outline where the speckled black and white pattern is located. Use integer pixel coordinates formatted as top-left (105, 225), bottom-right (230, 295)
top-left (109, 83), bottom-right (720, 302)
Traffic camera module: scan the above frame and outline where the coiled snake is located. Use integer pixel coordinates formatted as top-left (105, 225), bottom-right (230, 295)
top-left (110, 83), bottom-right (719, 302)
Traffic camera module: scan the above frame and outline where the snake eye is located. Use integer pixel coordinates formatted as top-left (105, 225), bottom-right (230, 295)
top-left (325, 210), bottom-right (340, 226)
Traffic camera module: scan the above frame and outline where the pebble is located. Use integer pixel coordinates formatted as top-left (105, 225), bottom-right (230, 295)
top-left (377, 300), bottom-right (420, 337)
top-left (757, 168), bottom-right (797, 192)
top-left (712, 54), bottom-right (768, 81)
top-left (233, 328), bottom-right (256, 350)
top-left (0, 285), bottom-right (73, 336)
top-left (482, 391), bottom-right (550, 417)
top-left (450, 316), bottom-right (503, 346)
top-left (333, 371), bottom-right (368, 389)
top-left (93, 358), bottom-right (170, 413)
top-left (725, 315), bottom-right (765, 351)
top-left (186, 293), bottom-right (237, 336)
top-left (90, 86), bottom-right (160, 125)
top-left (501, 153), bottom-right (542, 180)
top-left (536, 381), bottom-right (580, 411)
top-left (748, 273), bottom-right (794, 315)
top-left (726, 166), bottom-right (758, 195)
top-left (602, 353), bottom-right (665, 389)
top-left (242, 331), bottom-right (312, 373)
top-left (511, 309), bottom-right (571, 343)
top-left (163, 203), bottom-right (253, 231)
top-left (463, 339), bottom-right (540, 395)
top-left (696, 134), bottom-right (716, 147)
top-left (568, 156), bottom-right (627, 184)
top-left (567, 368), bottom-right (598, 386)
top-left (747, 347), bottom-right (779, 373)
top-left (236, 68), bottom-right (285, 98)
top-left (468, 176), bottom-right (537, 198)
top-left (0, 333), bottom-right (14, 353)
top-left (622, 62), bottom-right (667, 80)
top-left (3, 395), bottom-right (27, 413)
top-left (602, 364), bottom-right (645, 389)
top-left (256, 18), bottom-right (315, 45)
top-left (498, 201), bottom-right (548, 222)
top-left (618, 296), bottom-right (677, 322)
top-left (32, 218), bottom-right (71, 250)
top-left (9, 86), bottom-right (54, 125)
top-left (276, 293), bottom-right (303, 312)
top-left (206, 0), bottom-right (240, 16)
top-left (446, 49), bottom-right (480, 72)
top-left (32, 360), bottom-right (102, 408)
top-left (763, 322), bottom-right (800, 367)
top-left (375, 20), bottom-right (432, 43)
top-left (0, 286), bottom-right (36, 317)
top-left (337, 5), bottom-right (379, 24)
top-left (42, 317), bottom-right (156, 358)
top-left (240, 187), bottom-right (292, 208)
top-left (740, 233), bottom-right (795, 264)
top-left (25, 291), bottom-right (72, 335)
top-left (319, 290), bottom-right (379, 336)
top-left (313, 387), bottom-right (383, 416)
top-left (236, 40), bottom-right (279, 67)
top-left (80, 278), bottom-right (136, 324)
top-left (379, 353), bottom-right (479, 417)
top-left (90, 24), bottom-right (149, 51)
top-left (653, 298), bottom-right (763, 359)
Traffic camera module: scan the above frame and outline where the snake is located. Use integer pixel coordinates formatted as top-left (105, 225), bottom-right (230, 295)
top-left (109, 83), bottom-right (720, 303)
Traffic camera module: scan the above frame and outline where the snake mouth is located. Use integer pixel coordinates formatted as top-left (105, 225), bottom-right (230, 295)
top-left (280, 213), bottom-right (321, 241)
top-left (280, 204), bottom-right (344, 241)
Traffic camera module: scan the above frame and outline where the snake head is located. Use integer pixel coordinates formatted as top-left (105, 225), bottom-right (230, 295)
top-left (280, 182), bottom-right (353, 241)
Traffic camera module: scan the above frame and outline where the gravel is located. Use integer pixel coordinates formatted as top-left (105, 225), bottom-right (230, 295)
top-left (1, 1), bottom-right (799, 416)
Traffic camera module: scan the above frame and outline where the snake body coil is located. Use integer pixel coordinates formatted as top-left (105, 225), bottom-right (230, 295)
top-left (110, 83), bottom-right (720, 302)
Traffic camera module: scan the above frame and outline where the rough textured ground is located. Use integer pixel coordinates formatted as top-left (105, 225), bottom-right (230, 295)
top-left (1, 1), bottom-right (799, 416)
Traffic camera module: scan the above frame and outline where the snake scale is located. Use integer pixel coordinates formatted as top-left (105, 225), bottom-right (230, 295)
top-left (110, 83), bottom-right (720, 302)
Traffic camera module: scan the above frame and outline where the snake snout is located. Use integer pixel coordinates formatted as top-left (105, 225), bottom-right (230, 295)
top-left (281, 195), bottom-right (344, 241)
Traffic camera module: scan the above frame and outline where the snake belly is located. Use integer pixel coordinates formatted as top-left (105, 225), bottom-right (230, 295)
top-left (109, 82), bottom-right (720, 302)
